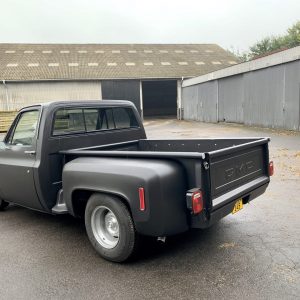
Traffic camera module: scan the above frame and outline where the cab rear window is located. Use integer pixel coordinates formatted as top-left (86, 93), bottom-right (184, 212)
top-left (53, 108), bottom-right (85, 135)
top-left (52, 106), bottom-right (139, 136)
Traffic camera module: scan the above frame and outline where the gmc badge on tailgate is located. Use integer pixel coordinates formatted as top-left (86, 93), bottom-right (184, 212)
top-left (225, 160), bottom-right (254, 180)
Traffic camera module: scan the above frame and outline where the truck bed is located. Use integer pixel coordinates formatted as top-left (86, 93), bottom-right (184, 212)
top-left (62, 137), bottom-right (267, 158)
top-left (62, 137), bottom-right (270, 226)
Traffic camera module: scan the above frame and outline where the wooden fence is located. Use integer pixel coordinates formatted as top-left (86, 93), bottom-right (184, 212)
top-left (0, 111), bottom-right (18, 132)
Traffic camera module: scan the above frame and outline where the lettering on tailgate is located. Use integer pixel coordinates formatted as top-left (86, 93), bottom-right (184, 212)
top-left (224, 160), bottom-right (254, 180)
top-left (210, 147), bottom-right (265, 197)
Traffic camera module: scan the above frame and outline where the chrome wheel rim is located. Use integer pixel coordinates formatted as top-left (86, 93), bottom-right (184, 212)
top-left (91, 206), bottom-right (119, 249)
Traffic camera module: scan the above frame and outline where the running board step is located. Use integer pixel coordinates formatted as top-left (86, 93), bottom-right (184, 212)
top-left (52, 189), bottom-right (68, 214)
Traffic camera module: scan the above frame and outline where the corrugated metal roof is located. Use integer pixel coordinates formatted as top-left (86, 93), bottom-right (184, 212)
top-left (0, 43), bottom-right (238, 81)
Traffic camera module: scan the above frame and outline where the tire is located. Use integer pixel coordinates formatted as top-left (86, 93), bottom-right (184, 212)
top-left (85, 193), bottom-right (138, 262)
top-left (0, 199), bottom-right (9, 211)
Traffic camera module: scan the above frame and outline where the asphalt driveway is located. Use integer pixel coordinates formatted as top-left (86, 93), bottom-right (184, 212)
top-left (0, 119), bottom-right (299, 299)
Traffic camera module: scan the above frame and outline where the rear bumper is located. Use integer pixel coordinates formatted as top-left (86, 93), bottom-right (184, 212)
top-left (190, 178), bottom-right (269, 229)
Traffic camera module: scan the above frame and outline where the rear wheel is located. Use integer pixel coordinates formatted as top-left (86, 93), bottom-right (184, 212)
top-left (0, 199), bottom-right (9, 211)
top-left (85, 193), bottom-right (138, 262)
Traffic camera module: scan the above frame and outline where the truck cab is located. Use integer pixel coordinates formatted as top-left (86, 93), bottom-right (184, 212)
top-left (0, 101), bottom-right (145, 212)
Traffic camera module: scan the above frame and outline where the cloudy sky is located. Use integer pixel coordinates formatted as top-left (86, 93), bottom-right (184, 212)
top-left (1, 0), bottom-right (299, 52)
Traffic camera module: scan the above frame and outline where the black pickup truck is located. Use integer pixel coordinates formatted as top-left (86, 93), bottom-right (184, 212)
top-left (0, 101), bottom-right (273, 262)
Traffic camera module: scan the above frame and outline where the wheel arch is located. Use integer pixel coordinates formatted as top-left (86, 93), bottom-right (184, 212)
top-left (71, 188), bottom-right (131, 218)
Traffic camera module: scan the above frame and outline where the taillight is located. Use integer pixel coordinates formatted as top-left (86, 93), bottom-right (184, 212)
top-left (138, 187), bottom-right (146, 211)
top-left (192, 191), bottom-right (203, 214)
top-left (269, 161), bottom-right (274, 176)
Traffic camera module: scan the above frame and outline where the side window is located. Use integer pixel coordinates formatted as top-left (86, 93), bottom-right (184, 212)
top-left (9, 110), bottom-right (40, 146)
top-left (53, 108), bottom-right (85, 135)
top-left (113, 108), bottom-right (139, 129)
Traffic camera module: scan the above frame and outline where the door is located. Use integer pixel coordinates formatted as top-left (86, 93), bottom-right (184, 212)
top-left (0, 108), bottom-right (42, 210)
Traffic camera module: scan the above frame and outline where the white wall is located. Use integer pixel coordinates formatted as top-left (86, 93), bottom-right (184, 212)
top-left (0, 81), bottom-right (102, 111)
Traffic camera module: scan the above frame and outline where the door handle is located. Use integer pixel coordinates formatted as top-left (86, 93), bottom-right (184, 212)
top-left (24, 150), bottom-right (36, 155)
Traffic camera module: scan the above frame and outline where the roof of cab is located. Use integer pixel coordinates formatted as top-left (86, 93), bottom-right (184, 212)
top-left (22, 100), bottom-right (135, 110)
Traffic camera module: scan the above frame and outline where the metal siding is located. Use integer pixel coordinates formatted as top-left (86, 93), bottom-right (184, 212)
top-left (182, 59), bottom-right (300, 131)
top-left (284, 60), bottom-right (300, 130)
top-left (182, 85), bottom-right (198, 120)
top-left (243, 66), bottom-right (284, 128)
top-left (101, 80), bottom-right (141, 113)
top-left (0, 81), bottom-right (101, 111)
top-left (183, 82), bottom-right (218, 122)
top-left (197, 81), bottom-right (218, 122)
top-left (218, 75), bottom-right (244, 123)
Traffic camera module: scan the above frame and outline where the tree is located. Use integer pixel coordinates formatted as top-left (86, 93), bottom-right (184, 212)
top-left (285, 21), bottom-right (300, 48)
top-left (248, 35), bottom-right (286, 58)
top-left (234, 21), bottom-right (300, 61)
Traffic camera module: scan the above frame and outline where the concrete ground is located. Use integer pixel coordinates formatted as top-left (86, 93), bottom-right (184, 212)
top-left (0, 119), bottom-right (299, 300)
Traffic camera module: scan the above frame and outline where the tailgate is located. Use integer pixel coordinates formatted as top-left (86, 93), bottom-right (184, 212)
top-left (205, 138), bottom-right (270, 210)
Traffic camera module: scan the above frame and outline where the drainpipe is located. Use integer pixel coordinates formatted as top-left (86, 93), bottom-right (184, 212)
top-left (139, 80), bottom-right (144, 121)
top-left (2, 80), bottom-right (10, 111)
top-left (177, 77), bottom-right (184, 120)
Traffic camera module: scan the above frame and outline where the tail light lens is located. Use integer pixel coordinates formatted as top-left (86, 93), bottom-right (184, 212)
top-left (138, 187), bottom-right (146, 211)
top-left (192, 191), bottom-right (203, 214)
top-left (269, 161), bottom-right (274, 176)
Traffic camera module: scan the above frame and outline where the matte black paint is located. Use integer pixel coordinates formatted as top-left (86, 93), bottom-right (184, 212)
top-left (0, 100), bottom-right (271, 237)
top-left (63, 157), bottom-right (188, 236)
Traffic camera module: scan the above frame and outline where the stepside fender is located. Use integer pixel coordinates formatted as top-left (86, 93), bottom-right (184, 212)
top-left (62, 157), bottom-right (189, 236)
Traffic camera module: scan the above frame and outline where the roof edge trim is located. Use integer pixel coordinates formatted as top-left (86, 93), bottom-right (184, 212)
top-left (182, 46), bottom-right (300, 87)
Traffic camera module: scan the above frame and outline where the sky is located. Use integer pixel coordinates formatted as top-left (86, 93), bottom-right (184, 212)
top-left (0, 0), bottom-right (299, 52)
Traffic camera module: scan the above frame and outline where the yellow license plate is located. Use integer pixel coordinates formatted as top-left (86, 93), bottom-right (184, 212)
top-left (232, 199), bottom-right (243, 214)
